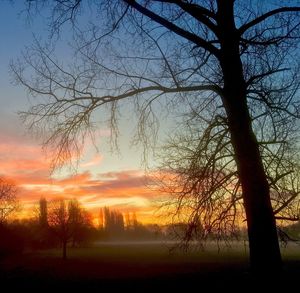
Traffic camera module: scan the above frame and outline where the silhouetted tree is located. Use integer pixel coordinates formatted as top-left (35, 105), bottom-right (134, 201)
top-left (100, 207), bottom-right (124, 238)
top-left (39, 197), bottom-right (48, 227)
top-left (124, 212), bottom-right (131, 229)
top-left (0, 177), bottom-right (19, 224)
top-left (34, 197), bottom-right (52, 248)
top-left (13, 1), bottom-right (300, 271)
top-left (48, 198), bottom-right (91, 259)
top-left (68, 199), bottom-right (91, 246)
top-left (124, 212), bottom-right (139, 231)
top-left (98, 208), bottom-right (104, 230)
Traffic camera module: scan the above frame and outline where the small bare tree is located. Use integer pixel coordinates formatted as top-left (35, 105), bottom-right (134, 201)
top-left (48, 198), bottom-right (90, 259)
top-left (0, 177), bottom-right (19, 224)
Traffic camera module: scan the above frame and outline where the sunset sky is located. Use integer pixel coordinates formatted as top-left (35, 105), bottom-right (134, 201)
top-left (0, 2), bottom-right (163, 224)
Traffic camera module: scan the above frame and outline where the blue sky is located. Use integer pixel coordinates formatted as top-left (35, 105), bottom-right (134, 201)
top-left (0, 1), bottom-right (146, 175)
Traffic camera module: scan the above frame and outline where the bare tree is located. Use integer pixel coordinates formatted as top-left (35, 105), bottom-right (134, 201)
top-left (13, 0), bottom-right (300, 271)
top-left (0, 177), bottom-right (19, 224)
top-left (156, 113), bottom-right (300, 244)
top-left (48, 198), bottom-right (90, 259)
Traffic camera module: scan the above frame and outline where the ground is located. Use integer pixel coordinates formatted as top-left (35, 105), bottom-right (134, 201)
top-left (1, 241), bottom-right (300, 291)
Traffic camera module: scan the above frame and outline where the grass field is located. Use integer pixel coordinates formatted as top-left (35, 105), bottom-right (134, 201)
top-left (1, 241), bottom-right (300, 291)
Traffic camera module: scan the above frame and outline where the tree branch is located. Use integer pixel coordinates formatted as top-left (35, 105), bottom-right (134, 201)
top-left (162, 0), bottom-right (218, 35)
top-left (154, 0), bottom-right (216, 19)
top-left (273, 192), bottom-right (300, 215)
top-left (246, 68), bottom-right (290, 86)
top-left (123, 0), bottom-right (220, 57)
top-left (239, 6), bottom-right (300, 36)
top-left (93, 84), bottom-right (223, 105)
top-left (275, 216), bottom-right (299, 222)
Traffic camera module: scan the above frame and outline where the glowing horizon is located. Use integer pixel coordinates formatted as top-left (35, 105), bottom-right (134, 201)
top-left (0, 130), bottom-right (165, 225)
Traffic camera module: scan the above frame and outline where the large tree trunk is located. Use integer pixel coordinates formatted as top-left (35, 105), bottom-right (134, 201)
top-left (217, 0), bottom-right (282, 272)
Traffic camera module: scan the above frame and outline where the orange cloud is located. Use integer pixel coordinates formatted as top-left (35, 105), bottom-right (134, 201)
top-left (0, 131), bottom-right (164, 223)
top-left (0, 136), bottom-right (50, 183)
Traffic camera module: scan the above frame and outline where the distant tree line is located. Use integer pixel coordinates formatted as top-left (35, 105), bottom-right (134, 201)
top-left (1, 179), bottom-right (300, 262)
top-left (0, 195), bottom-right (166, 259)
top-left (1, 193), bottom-right (299, 260)
top-left (97, 206), bottom-right (162, 241)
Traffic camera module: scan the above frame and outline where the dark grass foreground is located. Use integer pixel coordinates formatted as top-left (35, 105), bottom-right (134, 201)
top-left (1, 242), bottom-right (300, 291)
